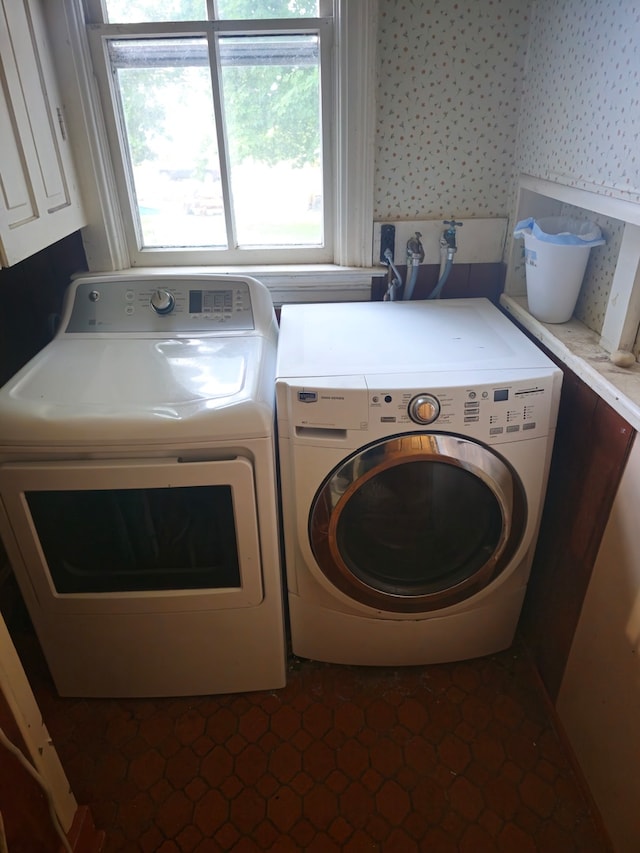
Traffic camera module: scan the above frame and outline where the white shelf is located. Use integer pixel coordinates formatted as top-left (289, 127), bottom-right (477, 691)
top-left (517, 175), bottom-right (640, 227)
top-left (503, 175), bottom-right (640, 422)
top-left (501, 294), bottom-right (640, 432)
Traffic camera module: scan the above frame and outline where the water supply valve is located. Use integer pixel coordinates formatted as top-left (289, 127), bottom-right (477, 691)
top-left (406, 232), bottom-right (425, 264)
top-left (442, 218), bottom-right (463, 251)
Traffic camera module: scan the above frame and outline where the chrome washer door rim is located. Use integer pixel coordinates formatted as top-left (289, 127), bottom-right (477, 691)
top-left (308, 433), bottom-right (527, 613)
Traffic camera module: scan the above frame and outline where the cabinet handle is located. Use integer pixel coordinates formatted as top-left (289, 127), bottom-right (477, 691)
top-left (56, 107), bottom-right (67, 141)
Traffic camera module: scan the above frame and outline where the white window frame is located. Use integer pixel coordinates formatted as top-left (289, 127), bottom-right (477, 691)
top-left (53, 0), bottom-right (376, 288)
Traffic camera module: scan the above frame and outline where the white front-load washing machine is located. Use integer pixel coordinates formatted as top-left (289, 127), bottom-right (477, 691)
top-left (276, 298), bottom-right (562, 666)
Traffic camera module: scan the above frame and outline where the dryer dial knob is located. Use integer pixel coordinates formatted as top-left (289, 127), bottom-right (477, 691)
top-left (409, 394), bottom-right (440, 425)
top-left (150, 289), bottom-right (175, 315)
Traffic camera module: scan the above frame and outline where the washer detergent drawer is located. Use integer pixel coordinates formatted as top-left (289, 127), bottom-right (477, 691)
top-left (0, 457), bottom-right (263, 614)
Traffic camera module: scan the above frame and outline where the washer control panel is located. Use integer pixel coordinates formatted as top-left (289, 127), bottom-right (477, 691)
top-left (287, 371), bottom-right (560, 443)
top-left (64, 278), bottom-right (255, 333)
top-left (368, 376), bottom-right (559, 441)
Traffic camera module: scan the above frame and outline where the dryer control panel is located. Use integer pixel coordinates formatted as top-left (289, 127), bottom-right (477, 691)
top-left (58, 274), bottom-right (277, 336)
top-left (65, 279), bottom-right (253, 333)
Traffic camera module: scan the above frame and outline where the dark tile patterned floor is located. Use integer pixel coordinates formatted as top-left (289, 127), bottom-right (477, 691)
top-left (14, 627), bottom-right (612, 853)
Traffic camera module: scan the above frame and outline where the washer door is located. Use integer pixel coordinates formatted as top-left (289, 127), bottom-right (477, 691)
top-left (309, 434), bottom-right (527, 613)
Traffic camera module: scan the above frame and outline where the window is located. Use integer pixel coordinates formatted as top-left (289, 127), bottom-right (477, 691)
top-left (78, 0), bottom-right (374, 270)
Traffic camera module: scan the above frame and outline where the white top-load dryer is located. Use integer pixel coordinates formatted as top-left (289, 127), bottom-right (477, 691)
top-left (0, 272), bottom-right (286, 697)
top-left (276, 297), bottom-right (562, 666)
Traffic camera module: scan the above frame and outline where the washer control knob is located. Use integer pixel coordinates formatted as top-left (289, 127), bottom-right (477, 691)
top-left (408, 393), bottom-right (440, 425)
top-left (150, 289), bottom-right (175, 315)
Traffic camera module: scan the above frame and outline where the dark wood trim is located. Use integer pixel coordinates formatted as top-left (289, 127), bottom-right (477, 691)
top-left (514, 332), bottom-right (635, 700)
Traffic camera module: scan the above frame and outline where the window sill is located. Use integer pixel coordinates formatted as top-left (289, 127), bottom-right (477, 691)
top-left (501, 294), bottom-right (640, 433)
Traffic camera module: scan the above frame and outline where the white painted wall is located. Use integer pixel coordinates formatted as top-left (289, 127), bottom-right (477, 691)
top-left (557, 436), bottom-right (640, 853)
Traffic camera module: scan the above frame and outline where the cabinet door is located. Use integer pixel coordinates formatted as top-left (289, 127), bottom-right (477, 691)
top-left (521, 364), bottom-right (635, 701)
top-left (0, 0), bottom-right (86, 267)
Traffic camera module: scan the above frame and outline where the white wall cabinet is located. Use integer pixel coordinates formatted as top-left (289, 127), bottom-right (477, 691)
top-left (0, 0), bottom-right (86, 267)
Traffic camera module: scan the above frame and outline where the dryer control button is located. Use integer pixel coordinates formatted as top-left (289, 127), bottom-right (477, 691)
top-left (150, 288), bottom-right (176, 315)
top-left (408, 394), bottom-right (440, 425)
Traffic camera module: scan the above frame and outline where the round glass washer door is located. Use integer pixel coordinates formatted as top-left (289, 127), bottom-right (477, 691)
top-left (309, 433), bottom-right (527, 613)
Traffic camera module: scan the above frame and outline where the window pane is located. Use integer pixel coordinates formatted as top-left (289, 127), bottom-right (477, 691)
top-left (104, 0), bottom-right (319, 22)
top-left (110, 39), bottom-right (227, 249)
top-left (220, 34), bottom-right (323, 247)
top-left (104, 1), bottom-right (208, 23)
top-left (215, 0), bottom-right (319, 19)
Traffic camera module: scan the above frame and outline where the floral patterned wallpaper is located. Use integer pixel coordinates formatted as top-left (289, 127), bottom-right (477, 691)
top-left (515, 0), bottom-right (640, 204)
top-left (373, 0), bottom-right (639, 335)
top-left (562, 207), bottom-right (624, 332)
top-left (373, 0), bottom-right (530, 220)
top-left (374, 0), bottom-right (640, 217)
top-left (514, 0), bottom-right (639, 334)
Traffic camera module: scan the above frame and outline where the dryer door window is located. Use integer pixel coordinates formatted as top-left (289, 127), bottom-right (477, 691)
top-left (309, 434), bottom-right (526, 612)
top-left (0, 457), bottom-right (264, 614)
top-left (25, 484), bottom-right (240, 594)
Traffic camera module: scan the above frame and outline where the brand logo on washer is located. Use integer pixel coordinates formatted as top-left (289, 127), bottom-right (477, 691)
top-left (298, 391), bottom-right (318, 403)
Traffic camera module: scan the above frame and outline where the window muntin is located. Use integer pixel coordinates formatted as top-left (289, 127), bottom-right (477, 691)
top-left (87, 3), bottom-right (332, 264)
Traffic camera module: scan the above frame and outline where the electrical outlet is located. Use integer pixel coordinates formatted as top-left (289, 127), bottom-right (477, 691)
top-left (380, 224), bottom-right (396, 263)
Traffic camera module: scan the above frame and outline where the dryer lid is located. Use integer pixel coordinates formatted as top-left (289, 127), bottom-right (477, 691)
top-left (0, 335), bottom-right (274, 446)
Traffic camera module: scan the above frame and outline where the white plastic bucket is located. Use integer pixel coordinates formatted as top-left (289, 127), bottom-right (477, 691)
top-left (522, 235), bottom-right (592, 324)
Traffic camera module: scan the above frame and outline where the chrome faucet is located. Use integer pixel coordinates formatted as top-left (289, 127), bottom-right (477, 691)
top-left (382, 247), bottom-right (403, 301)
top-left (441, 218), bottom-right (463, 261)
